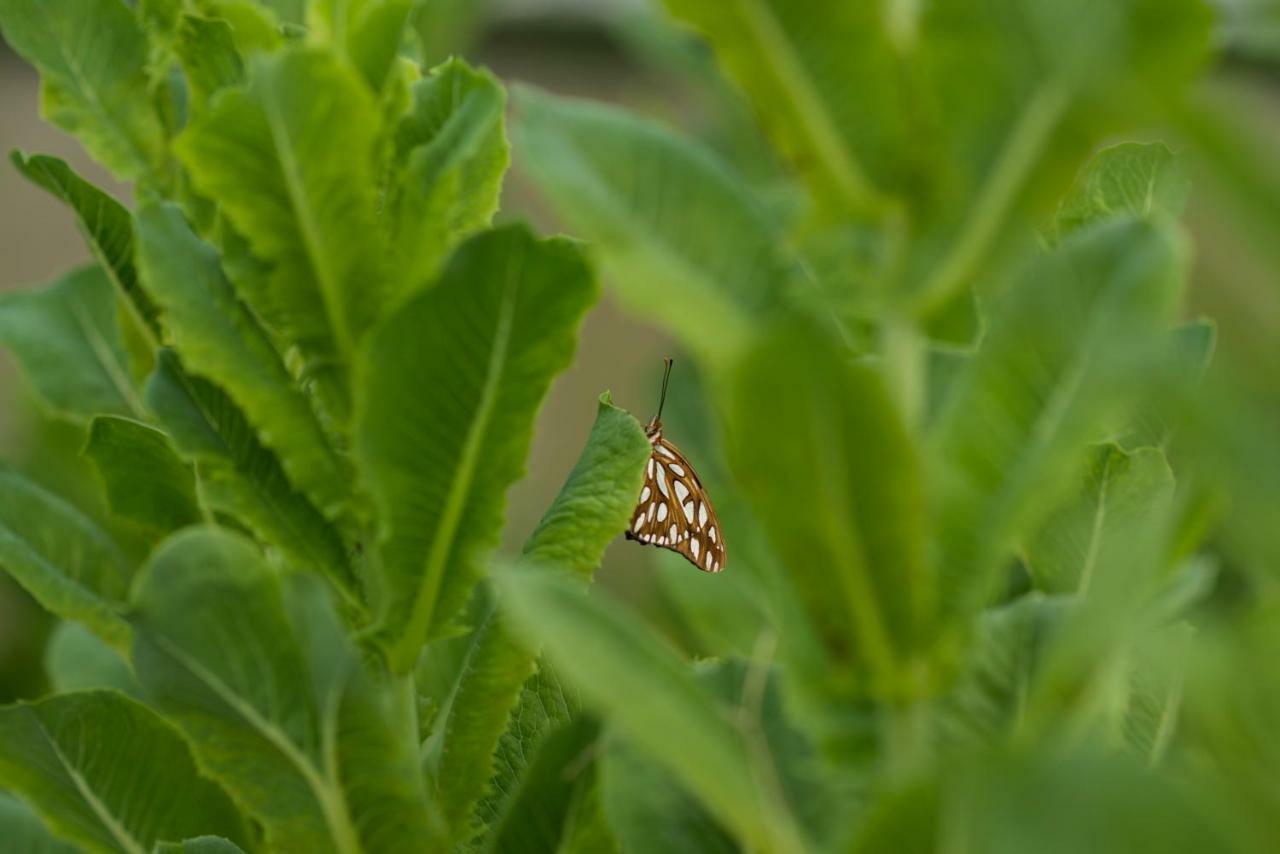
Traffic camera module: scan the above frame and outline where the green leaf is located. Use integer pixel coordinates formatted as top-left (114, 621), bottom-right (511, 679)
top-left (176, 47), bottom-right (388, 421)
top-left (494, 568), bottom-right (806, 853)
top-left (430, 393), bottom-right (650, 838)
top-left (0, 0), bottom-right (167, 180)
top-left (144, 350), bottom-right (359, 601)
top-left (174, 14), bottom-right (245, 110)
top-left (1025, 445), bottom-right (1176, 595)
top-left (131, 528), bottom-right (441, 853)
top-left (727, 312), bottom-right (935, 700)
top-left (0, 466), bottom-right (131, 649)
top-left (660, 0), bottom-right (898, 217)
top-left (1056, 142), bottom-right (1191, 237)
top-left (44, 620), bottom-right (141, 696)
top-left (0, 265), bottom-right (143, 422)
top-left (0, 791), bottom-right (79, 854)
top-left (514, 86), bottom-right (790, 362)
top-left (83, 415), bottom-right (201, 535)
top-left (0, 691), bottom-right (247, 854)
top-left (194, 0), bottom-right (285, 54)
top-left (9, 152), bottom-right (161, 340)
top-left (388, 57), bottom-right (508, 290)
top-left (356, 224), bottom-right (598, 671)
top-left (154, 838), bottom-right (247, 854)
top-left (929, 219), bottom-right (1187, 619)
top-left (345, 0), bottom-right (415, 94)
top-left (136, 203), bottom-right (351, 521)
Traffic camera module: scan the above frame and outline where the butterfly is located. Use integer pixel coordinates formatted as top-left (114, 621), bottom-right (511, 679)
top-left (625, 358), bottom-right (726, 573)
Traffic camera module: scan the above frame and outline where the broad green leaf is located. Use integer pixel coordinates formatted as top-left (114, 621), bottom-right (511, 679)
top-left (325, 0), bottom-right (415, 93)
top-left (0, 792), bottom-right (77, 853)
top-left (1056, 142), bottom-right (1191, 237)
top-left (495, 568), bottom-right (806, 854)
top-left (0, 466), bottom-right (131, 649)
top-left (9, 152), bottom-right (161, 339)
top-left (1121, 319), bottom-right (1216, 450)
top-left (44, 621), bottom-right (141, 696)
top-left (1025, 445), bottom-right (1175, 595)
top-left (514, 86), bottom-right (791, 362)
top-left (0, 691), bottom-right (247, 854)
top-left (174, 14), bottom-right (245, 110)
top-left (929, 219), bottom-right (1187, 619)
top-left (431, 393), bottom-right (650, 838)
top-left (83, 415), bottom-right (201, 535)
top-left (144, 350), bottom-right (358, 601)
top-left (194, 0), bottom-right (284, 53)
top-left (136, 203), bottom-right (351, 521)
top-left (0, 0), bottom-right (167, 180)
top-left (660, 0), bottom-right (894, 218)
top-left (388, 57), bottom-right (508, 290)
top-left (727, 312), bottom-right (935, 700)
top-left (176, 48), bottom-right (388, 422)
top-left (0, 265), bottom-right (143, 422)
top-left (356, 225), bottom-right (598, 671)
top-left (131, 528), bottom-right (440, 853)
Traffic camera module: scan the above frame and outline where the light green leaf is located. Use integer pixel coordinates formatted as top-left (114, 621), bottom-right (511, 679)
top-left (1056, 142), bottom-right (1191, 236)
top-left (174, 14), bottom-right (245, 110)
top-left (136, 203), bottom-right (351, 521)
top-left (0, 466), bottom-right (131, 649)
top-left (727, 312), bottom-right (935, 699)
top-left (929, 219), bottom-right (1187, 619)
top-left (660, 0), bottom-right (891, 217)
top-left (144, 350), bottom-right (358, 601)
top-left (44, 620), bottom-right (141, 696)
top-left (0, 0), bottom-right (167, 180)
top-left (176, 47), bottom-right (388, 422)
top-left (356, 224), bottom-right (598, 671)
top-left (494, 568), bottom-right (806, 854)
top-left (131, 528), bottom-right (440, 853)
top-left (1025, 445), bottom-right (1175, 595)
top-left (346, 0), bottom-right (415, 94)
top-left (431, 393), bottom-right (650, 839)
top-left (0, 265), bottom-right (143, 422)
top-left (0, 691), bottom-right (247, 854)
top-left (9, 152), bottom-right (161, 341)
top-left (388, 57), bottom-right (508, 291)
top-left (514, 86), bottom-right (790, 362)
top-left (0, 791), bottom-right (77, 854)
top-left (194, 0), bottom-right (284, 53)
top-left (83, 415), bottom-right (201, 535)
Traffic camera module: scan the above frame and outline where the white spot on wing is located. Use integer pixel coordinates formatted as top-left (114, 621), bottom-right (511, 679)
top-left (709, 527), bottom-right (717, 543)
top-left (632, 515), bottom-right (642, 532)
top-left (647, 459), bottom-right (655, 478)
top-left (668, 524), bottom-right (677, 540)
top-left (656, 465), bottom-right (669, 497)
top-left (640, 486), bottom-right (650, 502)
top-left (657, 504), bottom-right (668, 522)
top-left (682, 502), bottom-right (694, 523)
top-left (674, 481), bottom-right (689, 502)
top-left (657, 444), bottom-right (676, 458)
top-left (690, 539), bottom-right (700, 558)
top-left (647, 503), bottom-right (656, 521)
top-left (669, 463), bottom-right (685, 476)
top-left (699, 503), bottom-right (708, 526)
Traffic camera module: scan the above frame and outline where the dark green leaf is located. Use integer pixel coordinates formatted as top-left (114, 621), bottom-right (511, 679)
top-left (0, 791), bottom-right (77, 854)
top-left (0, 265), bottom-right (142, 422)
top-left (144, 350), bottom-right (358, 601)
top-left (0, 466), bottom-right (131, 649)
top-left (0, 0), bottom-right (167, 180)
top-left (0, 691), bottom-right (247, 854)
top-left (44, 620), bottom-right (140, 696)
top-left (174, 14), bottom-right (245, 109)
top-left (356, 225), bottom-right (597, 671)
top-left (131, 528), bottom-right (441, 852)
top-left (83, 415), bottom-right (201, 535)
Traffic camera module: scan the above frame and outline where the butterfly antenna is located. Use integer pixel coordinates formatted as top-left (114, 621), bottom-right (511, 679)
top-left (654, 357), bottom-right (674, 423)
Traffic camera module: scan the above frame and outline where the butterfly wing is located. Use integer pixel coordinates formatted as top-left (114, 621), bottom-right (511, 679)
top-left (626, 435), bottom-right (726, 573)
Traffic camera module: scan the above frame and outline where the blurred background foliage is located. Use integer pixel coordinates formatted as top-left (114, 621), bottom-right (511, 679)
top-left (3, 0), bottom-right (1280, 851)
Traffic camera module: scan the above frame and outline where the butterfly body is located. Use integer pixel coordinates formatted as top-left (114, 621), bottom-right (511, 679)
top-left (625, 363), bottom-right (726, 573)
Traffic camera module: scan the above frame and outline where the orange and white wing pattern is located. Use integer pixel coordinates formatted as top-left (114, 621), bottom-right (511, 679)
top-left (625, 431), bottom-right (726, 573)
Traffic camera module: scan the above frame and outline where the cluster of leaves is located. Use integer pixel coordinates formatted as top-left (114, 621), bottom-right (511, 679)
top-left (4, 1), bottom-right (1280, 853)
top-left (0, 0), bottom-right (659, 851)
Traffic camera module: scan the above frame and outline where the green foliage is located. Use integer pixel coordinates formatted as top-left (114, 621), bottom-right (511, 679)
top-left (1, 0), bottom-right (1279, 851)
